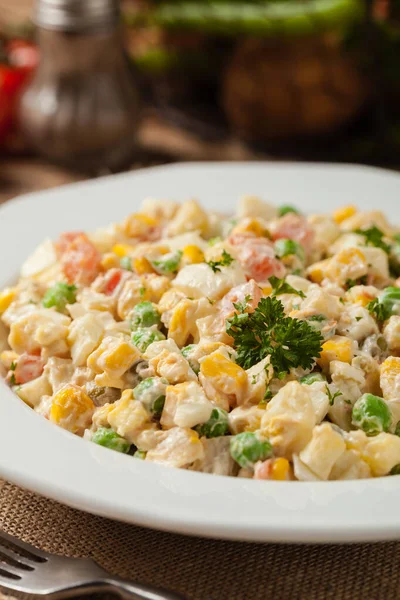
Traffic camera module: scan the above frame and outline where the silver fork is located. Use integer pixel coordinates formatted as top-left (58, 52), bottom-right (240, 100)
top-left (0, 529), bottom-right (186, 599)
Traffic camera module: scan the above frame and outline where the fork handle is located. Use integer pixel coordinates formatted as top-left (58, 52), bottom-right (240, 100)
top-left (106, 576), bottom-right (186, 600)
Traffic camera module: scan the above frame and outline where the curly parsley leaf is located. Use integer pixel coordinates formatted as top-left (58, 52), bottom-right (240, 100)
top-left (233, 294), bottom-right (252, 313)
top-left (268, 276), bottom-right (305, 299)
top-left (226, 296), bottom-right (323, 376)
top-left (325, 385), bottom-right (343, 406)
top-left (367, 297), bottom-right (391, 321)
top-left (207, 249), bottom-right (234, 273)
top-left (355, 226), bottom-right (391, 255)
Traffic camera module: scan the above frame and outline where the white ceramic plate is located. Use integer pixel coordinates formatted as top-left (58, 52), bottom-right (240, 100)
top-left (1, 162), bottom-right (400, 544)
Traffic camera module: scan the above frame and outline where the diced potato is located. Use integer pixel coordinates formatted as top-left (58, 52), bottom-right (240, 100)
top-left (383, 316), bottom-right (400, 352)
top-left (173, 261), bottom-right (246, 302)
top-left (302, 381), bottom-right (330, 423)
top-left (380, 357), bottom-right (400, 400)
top-left (300, 287), bottom-right (342, 321)
top-left (107, 390), bottom-right (151, 444)
top-left (345, 285), bottom-right (378, 307)
top-left (299, 423), bottom-right (345, 480)
top-left (21, 239), bottom-right (57, 279)
top-left (292, 454), bottom-right (322, 481)
top-left (196, 314), bottom-right (233, 345)
top-left (140, 198), bottom-right (179, 222)
top-left (199, 350), bottom-right (248, 408)
top-left (68, 313), bottom-right (104, 367)
top-left (236, 195), bottom-right (277, 221)
top-left (228, 405), bottom-right (266, 434)
top-left (337, 306), bottom-right (378, 343)
top-left (325, 248), bottom-right (368, 286)
top-left (330, 360), bottom-right (365, 403)
top-left (149, 348), bottom-right (196, 385)
top-left (340, 210), bottom-right (393, 236)
top-left (329, 449), bottom-right (371, 480)
top-left (9, 309), bottom-right (70, 356)
top-left (260, 381), bottom-right (316, 459)
top-left (161, 381), bottom-right (213, 429)
top-left (168, 298), bottom-right (215, 347)
top-left (167, 199), bottom-right (208, 237)
top-left (146, 427), bottom-right (204, 468)
top-left (16, 372), bottom-right (52, 408)
top-left (246, 357), bottom-right (273, 404)
top-left (362, 433), bottom-right (400, 477)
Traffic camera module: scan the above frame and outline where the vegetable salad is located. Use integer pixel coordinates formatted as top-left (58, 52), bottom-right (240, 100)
top-left (2, 197), bottom-right (400, 481)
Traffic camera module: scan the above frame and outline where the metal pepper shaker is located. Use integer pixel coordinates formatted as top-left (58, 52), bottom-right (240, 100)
top-left (20, 0), bottom-right (141, 174)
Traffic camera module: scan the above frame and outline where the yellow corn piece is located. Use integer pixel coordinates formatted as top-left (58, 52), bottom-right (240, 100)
top-left (50, 385), bottom-right (94, 434)
top-left (271, 457), bottom-right (290, 481)
top-left (317, 335), bottom-right (353, 370)
top-left (345, 287), bottom-right (376, 307)
top-left (0, 287), bottom-right (16, 314)
top-left (380, 356), bottom-right (400, 400)
top-left (122, 213), bottom-right (158, 238)
top-left (333, 205), bottom-right (357, 224)
top-left (104, 341), bottom-right (138, 371)
top-left (307, 259), bottom-right (330, 284)
top-left (200, 352), bottom-right (248, 404)
top-left (133, 257), bottom-right (155, 275)
top-left (262, 284), bottom-right (272, 296)
top-left (112, 243), bottom-right (135, 258)
top-left (182, 245), bottom-right (205, 265)
top-left (232, 218), bottom-right (267, 237)
top-left (101, 253), bottom-right (120, 271)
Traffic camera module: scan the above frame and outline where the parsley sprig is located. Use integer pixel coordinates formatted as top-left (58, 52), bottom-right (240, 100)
top-left (325, 385), bottom-right (343, 406)
top-left (355, 226), bottom-right (391, 255)
top-left (269, 276), bottom-right (305, 299)
top-left (367, 297), bottom-right (391, 321)
top-left (226, 296), bottom-right (323, 377)
top-left (206, 249), bottom-right (234, 273)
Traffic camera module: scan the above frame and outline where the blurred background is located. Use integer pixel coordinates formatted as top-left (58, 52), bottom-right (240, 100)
top-left (0, 0), bottom-right (399, 199)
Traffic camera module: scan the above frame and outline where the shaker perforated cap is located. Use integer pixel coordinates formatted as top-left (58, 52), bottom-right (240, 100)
top-left (35, 0), bottom-right (119, 30)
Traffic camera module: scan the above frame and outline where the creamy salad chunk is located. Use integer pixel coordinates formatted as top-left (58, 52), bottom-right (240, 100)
top-left (2, 197), bottom-right (400, 481)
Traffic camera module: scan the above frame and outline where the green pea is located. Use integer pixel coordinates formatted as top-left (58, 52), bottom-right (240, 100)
top-left (300, 372), bottom-right (327, 385)
top-left (133, 450), bottom-right (147, 460)
top-left (151, 250), bottom-right (182, 275)
top-left (230, 432), bottom-right (272, 469)
top-left (92, 427), bottom-right (130, 453)
top-left (195, 408), bottom-right (229, 438)
top-left (120, 256), bottom-right (133, 271)
top-left (130, 301), bottom-right (161, 330)
top-left (133, 377), bottom-right (167, 416)
top-left (352, 393), bottom-right (392, 436)
top-left (278, 205), bottom-right (300, 217)
top-left (131, 328), bottom-right (165, 353)
top-left (42, 282), bottom-right (77, 312)
top-left (274, 238), bottom-right (305, 262)
top-left (181, 344), bottom-right (200, 374)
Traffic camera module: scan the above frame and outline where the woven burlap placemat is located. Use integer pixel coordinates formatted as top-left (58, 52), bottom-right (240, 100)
top-left (0, 480), bottom-right (398, 600)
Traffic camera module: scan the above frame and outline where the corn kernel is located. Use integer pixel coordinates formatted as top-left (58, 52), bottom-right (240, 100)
top-left (271, 457), bottom-right (290, 481)
top-left (317, 335), bottom-right (353, 370)
top-left (333, 205), bottom-right (357, 224)
top-left (182, 245), bottom-right (205, 265)
top-left (233, 218), bottom-right (267, 237)
top-left (101, 253), bottom-right (120, 271)
top-left (0, 288), bottom-right (16, 314)
top-left (50, 385), bottom-right (94, 434)
top-left (380, 356), bottom-right (400, 400)
top-left (122, 213), bottom-right (158, 238)
top-left (307, 259), bottom-right (330, 283)
top-left (133, 257), bottom-right (155, 275)
top-left (262, 285), bottom-right (272, 296)
top-left (104, 342), bottom-right (138, 371)
top-left (112, 243), bottom-right (135, 258)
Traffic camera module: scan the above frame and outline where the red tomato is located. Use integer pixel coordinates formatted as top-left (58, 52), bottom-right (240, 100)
top-left (0, 40), bottom-right (38, 140)
top-left (59, 232), bottom-right (101, 285)
top-left (236, 238), bottom-right (286, 282)
top-left (270, 214), bottom-right (314, 253)
top-left (14, 354), bottom-right (44, 385)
